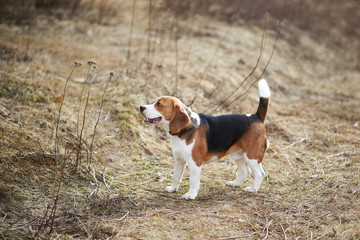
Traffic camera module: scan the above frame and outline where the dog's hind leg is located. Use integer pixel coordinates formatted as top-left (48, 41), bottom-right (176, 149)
top-left (243, 153), bottom-right (265, 192)
top-left (226, 151), bottom-right (251, 187)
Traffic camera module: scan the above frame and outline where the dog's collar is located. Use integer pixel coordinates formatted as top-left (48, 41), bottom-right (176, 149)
top-left (169, 126), bottom-right (194, 137)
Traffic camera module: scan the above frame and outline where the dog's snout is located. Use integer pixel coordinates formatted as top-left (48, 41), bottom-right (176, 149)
top-left (140, 106), bottom-right (146, 112)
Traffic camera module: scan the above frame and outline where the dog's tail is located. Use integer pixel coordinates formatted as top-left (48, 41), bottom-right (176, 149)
top-left (256, 79), bottom-right (271, 122)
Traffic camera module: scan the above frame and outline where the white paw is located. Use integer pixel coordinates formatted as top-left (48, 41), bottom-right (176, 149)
top-left (226, 181), bottom-right (240, 187)
top-left (182, 192), bottom-right (197, 200)
top-left (244, 186), bottom-right (257, 193)
top-left (165, 186), bottom-right (177, 193)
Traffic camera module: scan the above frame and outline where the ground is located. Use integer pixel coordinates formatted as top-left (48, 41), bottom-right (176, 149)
top-left (0, 1), bottom-right (359, 239)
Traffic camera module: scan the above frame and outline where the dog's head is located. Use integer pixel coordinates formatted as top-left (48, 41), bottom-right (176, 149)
top-left (140, 96), bottom-right (191, 135)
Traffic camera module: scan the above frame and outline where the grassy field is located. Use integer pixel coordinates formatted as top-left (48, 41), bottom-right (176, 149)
top-left (0, 1), bottom-right (359, 239)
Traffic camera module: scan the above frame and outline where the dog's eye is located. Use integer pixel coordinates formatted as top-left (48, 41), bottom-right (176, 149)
top-left (156, 102), bottom-right (162, 107)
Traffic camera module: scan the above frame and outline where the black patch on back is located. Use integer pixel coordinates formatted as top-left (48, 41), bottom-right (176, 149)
top-left (199, 113), bottom-right (261, 153)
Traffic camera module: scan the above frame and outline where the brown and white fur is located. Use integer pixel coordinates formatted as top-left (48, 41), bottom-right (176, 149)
top-left (140, 79), bottom-right (271, 200)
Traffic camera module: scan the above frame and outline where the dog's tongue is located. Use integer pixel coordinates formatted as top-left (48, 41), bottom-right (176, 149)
top-left (144, 117), bottom-right (162, 124)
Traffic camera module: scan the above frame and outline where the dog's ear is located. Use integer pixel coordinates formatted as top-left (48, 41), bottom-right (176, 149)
top-left (169, 104), bottom-right (190, 135)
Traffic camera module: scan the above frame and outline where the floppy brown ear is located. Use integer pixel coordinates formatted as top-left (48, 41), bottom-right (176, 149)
top-left (169, 105), bottom-right (190, 135)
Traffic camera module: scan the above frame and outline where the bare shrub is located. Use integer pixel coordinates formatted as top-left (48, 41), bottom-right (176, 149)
top-left (0, 0), bottom-right (82, 23)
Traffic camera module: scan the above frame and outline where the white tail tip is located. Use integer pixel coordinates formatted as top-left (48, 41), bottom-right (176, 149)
top-left (258, 79), bottom-right (271, 98)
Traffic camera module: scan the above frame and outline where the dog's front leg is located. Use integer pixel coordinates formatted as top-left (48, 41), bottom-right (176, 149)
top-left (182, 160), bottom-right (202, 200)
top-left (166, 157), bottom-right (186, 193)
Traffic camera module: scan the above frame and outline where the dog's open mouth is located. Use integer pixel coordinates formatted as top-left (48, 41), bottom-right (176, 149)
top-left (144, 117), bottom-right (162, 124)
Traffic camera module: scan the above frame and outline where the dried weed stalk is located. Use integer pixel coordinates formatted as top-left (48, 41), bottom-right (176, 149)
top-left (174, 14), bottom-right (179, 96)
top-left (54, 62), bottom-right (81, 159)
top-left (75, 61), bottom-right (96, 171)
top-left (35, 147), bottom-right (73, 237)
top-left (126, 0), bottom-right (137, 73)
top-left (76, 61), bottom-right (96, 135)
top-left (48, 149), bottom-right (67, 234)
top-left (88, 72), bottom-right (114, 165)
top-left (147, 0), bottom-right (153, 72)
top-left (75, 91), bottom-right (90, 171)
top-left (34, 203), bottom-right (51, 238)
top-left (24, 23), bottom-right (32, 62)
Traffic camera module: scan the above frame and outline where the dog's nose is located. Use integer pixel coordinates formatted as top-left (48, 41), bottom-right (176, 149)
top-left (140, 106), bottom-right (146, 112)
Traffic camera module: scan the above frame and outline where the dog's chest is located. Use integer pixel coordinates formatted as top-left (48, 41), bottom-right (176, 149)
top-left (169, 135), bottom-right (195, 159)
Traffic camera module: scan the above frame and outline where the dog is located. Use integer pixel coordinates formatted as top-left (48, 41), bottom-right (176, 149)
top-left (140, 79), bottom-right (270, 200)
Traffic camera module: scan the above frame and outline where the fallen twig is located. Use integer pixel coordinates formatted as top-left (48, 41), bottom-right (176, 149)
top-left (287, 129), bottom-right (312, 149)
top-left (143, 188), bottom-right (180, 200)
top-left (114, 211), bottom-right (129, 221)
top-left (102, 167), bottom-right (116, 195)
top-left (165, 209), bottom-right (194, 216)
top-left (262, 219), bottom-right (273, 240)
top-left (158, 194), bottom-right (180, 200)
top-left (218, 232), bottom-right (258, 240)
top-left (269, 215), bottom-right (287, 240)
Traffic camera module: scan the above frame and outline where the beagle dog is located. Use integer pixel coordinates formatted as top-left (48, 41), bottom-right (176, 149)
top-left (140, 79), bottom-right (271, 200)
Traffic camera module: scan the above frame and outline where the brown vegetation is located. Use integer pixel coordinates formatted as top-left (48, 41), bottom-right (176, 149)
top-left (0, 0), bottom-right (359, 239)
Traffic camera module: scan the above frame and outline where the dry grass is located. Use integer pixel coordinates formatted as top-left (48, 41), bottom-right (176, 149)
top-left (0, 0), bottom-right (359, 239)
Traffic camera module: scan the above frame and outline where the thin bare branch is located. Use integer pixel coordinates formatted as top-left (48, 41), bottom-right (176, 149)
top-left (208, 24), bottom-right (280, 115)
top-left (208, 26), bottom-right (267, 114)
top-left (187, 96), bottom-right (197, 107)
top-left (180, 44), bottom-right (192, 76)
top-left (200, 24), bottom-right (232, 85)
top-left (223, 27), bottom-right (280, 109)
